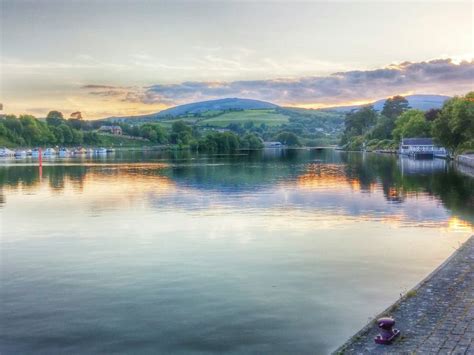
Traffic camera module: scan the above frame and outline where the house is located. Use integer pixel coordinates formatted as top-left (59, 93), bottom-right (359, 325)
top-left (399, 138), bottom-right (446, 158)
top-left (98, 125), bottom-right (122, 135)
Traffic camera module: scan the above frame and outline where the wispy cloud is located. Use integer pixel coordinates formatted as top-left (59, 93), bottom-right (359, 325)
top-left (83, 58), bottom-right (474, 108)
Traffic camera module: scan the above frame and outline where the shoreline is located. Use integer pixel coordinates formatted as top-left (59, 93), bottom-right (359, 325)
top-left (333, 235), bottom-right (474, 354)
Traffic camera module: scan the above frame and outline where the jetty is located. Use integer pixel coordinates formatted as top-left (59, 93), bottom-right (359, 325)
top-left (335, 236), bottom-right (473, 354)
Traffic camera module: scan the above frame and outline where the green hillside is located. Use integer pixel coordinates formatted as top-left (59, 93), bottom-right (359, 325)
top-left (197, 109), bottom-right (288, 127)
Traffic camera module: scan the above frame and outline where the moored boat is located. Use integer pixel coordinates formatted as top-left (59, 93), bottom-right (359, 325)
top-left (0, 147), bottom-right (15, 157)
top-left (43, 148), bottom-right (56, 156)
top-left (14, 150), bottom-right (27, 158)
top-left (94, 147), bottom-right (107, 154)
top-left (31, 148), bottom-right (40, 158)
top-left (59, 147), bottom-right (70, 157)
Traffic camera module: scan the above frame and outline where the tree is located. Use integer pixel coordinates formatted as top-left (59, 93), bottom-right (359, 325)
top-left (241, 133), bottom-right (263, 149)
top-left (4, 115), bottom-right (23, 136)
top-left (432, 92), bottom-right (474, 156)
top-left (46, 111), bottom-right (65, 126)
top-left (59, 124), bottom-right (74, 144)
top-left (170, 120), bottom-right (192, 145)
top-left (369, 115), bottom-right (395, 140)
top-left (424, 108), bottom-right (441, 122)
top-left (381, 96), bottom-right (410, 120)
top-left (275, 131), bottom-right (300, 146)
top-left (70, 111), bottom-right (83, 120)
top-left (393, 110), bottom-right (431, 141)
top-left (342, 105), bottom-right (378, 141)
top-left (197, 132), bottom-right (240, 152)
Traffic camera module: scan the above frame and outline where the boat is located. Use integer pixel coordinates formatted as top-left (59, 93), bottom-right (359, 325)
top-left (94, 147), bottom-right (107, 155)
top-left (59, 148), bottom-right (70, 157)
top-left (85, 148), bottom-right (94, 155)
top-left (31, 148), bottom-right (40, 158)
top-left (43, 148), bottom-right (56, 156)
top-left (0, 147), bottom-right (15, 157)
top-left (106, 148), bottom-right (115, 153)
top-left (14, 150), bottom-right (27, 158)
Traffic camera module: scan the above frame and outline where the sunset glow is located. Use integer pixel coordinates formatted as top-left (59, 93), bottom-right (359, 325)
top-left (1, 1), bottom-right (472, 119)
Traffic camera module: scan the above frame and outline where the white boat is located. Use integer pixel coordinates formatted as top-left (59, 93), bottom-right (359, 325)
top-left (0, 147), bottom-right (15, 157)
top-left (14, 150), bottom-right (27, 158)
top-left (59, 148), bottom-right (70, 157)
top-left (43, 148), bottom-right (56, 156)
top-left (94, 147), bottom-right (107, 154)
top-left (31, 148), bottom-right (40, 158)
top-left (106, 148), bottom-right (115, 153)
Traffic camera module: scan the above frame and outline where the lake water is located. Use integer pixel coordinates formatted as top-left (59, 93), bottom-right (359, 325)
top-left (1, 149), bottom-right (473, 354)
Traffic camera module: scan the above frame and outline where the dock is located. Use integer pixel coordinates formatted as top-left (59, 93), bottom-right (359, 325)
top-left (334, 236), bottom-right (474, 354)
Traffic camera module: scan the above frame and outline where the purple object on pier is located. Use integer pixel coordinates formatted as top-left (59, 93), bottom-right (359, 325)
top-left (374, 317), bottom-right (400, 345)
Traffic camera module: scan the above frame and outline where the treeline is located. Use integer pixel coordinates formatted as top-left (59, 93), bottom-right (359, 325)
top-left (0, 111), bottom-right (265, 152)
top-left (219, 109), bottom-right (343, 147)
top-left (0, 111), bottom-right (99, 146)
top-left (341, 92), bottom-right (474, 156)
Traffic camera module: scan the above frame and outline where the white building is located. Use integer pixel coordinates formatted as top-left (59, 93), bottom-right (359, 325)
top-left (399, 138), bottom-right (446, 158)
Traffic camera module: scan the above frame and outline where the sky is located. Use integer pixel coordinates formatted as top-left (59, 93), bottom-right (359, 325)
top-left (1, 0), bottom-right (473, 119)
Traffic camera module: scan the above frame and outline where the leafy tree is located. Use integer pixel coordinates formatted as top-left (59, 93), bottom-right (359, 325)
top-left (369, 115), bottom-right (395, 140)
top-left (4, 115), bottom-right (23, 136)
top-left (275, 131), bottom-right (301, 146)
top-left (381, 96), bottom-right (410, 119)
top-left (244, 121), bottom-right (254, 130)
top-left (70, 111), bottom-right (83, 120)
top-left (170, 120), bottom-right (192, 145)
top-left (240, 133), bottom-right (263, 149)
top-left (138, 124), bottom-right (166, 143)
top-left (58, 124), bottom-right (73, 144)
top-left (432, 92), bottom-right (474, 156)
top-left (424, 108), bottom-right (441, 122)
top-left (83, 132), bottom-right (101, 145)
top-left (50, 126), bottom-right (64, 144)
top-left (71, 129), bottom-right (83, 145)
top-left (393, 110), bottom-right (431, 141)
top-left (46, 111), bottom-right (65, 126)
top-left (197, 131), bottom-right (240, 152)
top-left (342, 106), bottom-right (378, 142)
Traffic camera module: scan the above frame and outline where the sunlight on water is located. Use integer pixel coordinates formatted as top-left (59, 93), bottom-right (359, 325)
top-left (1, 150), bottom-right (472, 354)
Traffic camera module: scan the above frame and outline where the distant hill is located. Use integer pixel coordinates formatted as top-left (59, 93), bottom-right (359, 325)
top-left (156, 97), bottom-right (278, 117)
top-left (324, 94), bottom-right (450, 113)
top-left (106, 98), bottom-right (278, 123)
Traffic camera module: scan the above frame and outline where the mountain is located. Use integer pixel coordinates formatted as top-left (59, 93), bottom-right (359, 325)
top-left (104, 95), bottom-right (449, 123)
top-left (323, 94), bottom-right (450, 113)
top-left (156, 98), bottom-right (278, 117)
top-left (373, 94), bottom-right (450, 111)
top-left (105, 98), bottom-right (279, 122)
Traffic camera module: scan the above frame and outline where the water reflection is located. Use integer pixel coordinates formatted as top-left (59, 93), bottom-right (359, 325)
top-left (1, 150), bottom-right (472, 225)
top-left (1, 150), bottom-right (473, 354)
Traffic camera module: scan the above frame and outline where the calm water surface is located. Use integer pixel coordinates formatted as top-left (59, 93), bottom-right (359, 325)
top-left (1, 149), bottom-right (473, 354)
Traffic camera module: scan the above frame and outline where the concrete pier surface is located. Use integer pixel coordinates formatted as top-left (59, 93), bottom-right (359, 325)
top-left (334, 236), bottom-right (473, 354)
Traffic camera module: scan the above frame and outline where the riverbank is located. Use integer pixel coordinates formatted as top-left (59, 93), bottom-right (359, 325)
top-left (458, 154), bottom-right (474, 167)
top-left (334, 235), bottom-right (473, 354)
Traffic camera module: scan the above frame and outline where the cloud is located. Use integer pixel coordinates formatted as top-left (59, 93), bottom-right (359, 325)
top-left (83, 58), bottom-right (474, 108)
top-left (82, 84), bottom-right (120, 90)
